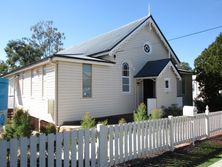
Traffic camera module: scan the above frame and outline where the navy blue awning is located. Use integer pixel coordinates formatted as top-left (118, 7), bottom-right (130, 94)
top-left (135, 59), bottom-right (171, 78)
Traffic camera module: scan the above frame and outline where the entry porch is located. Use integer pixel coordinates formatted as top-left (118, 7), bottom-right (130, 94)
top-left (134, 59), bottom-right (183, 115)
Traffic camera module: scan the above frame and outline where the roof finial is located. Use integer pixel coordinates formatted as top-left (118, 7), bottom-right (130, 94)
top-left (148, 3), bottom-right (151, 16)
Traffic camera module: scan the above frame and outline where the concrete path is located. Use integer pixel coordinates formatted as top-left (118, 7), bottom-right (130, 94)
top-left (209, 159), bottom-right (222, 167)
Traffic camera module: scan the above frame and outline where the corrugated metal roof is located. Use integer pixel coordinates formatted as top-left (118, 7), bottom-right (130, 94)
top-left (135, 59), bottom-right (171, 78)
top-left (57, 16), bottom-right (149, 57)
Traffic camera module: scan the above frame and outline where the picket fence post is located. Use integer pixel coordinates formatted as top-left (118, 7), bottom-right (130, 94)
top-left (97, 124), bottom-right (108, 167)
top-left (191, 117), bottom-right (195, 146)
top-left (168, 115), bottom-right (174, 151)
top-left (205, 105), bottom-right (210, 138)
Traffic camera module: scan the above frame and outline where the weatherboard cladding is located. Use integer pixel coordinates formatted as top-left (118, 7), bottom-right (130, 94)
top-left (135, 59), bottom-right (170, 78)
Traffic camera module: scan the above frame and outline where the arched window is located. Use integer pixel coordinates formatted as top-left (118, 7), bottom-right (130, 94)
top-left (122, 62), bottom-right (130, 92)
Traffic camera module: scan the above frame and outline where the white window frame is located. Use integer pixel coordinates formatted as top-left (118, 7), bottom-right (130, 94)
top-left (20, 72), bottom-right (24, 96)
top-left (42, 66), bottom-right (46, 98)
top-left (164, 78), bottom-right (171, 92)
top-left (82, 64), bottom-right (92, 98)
top-left (122, 62), bottom-right (130, 93)
top-left (143, 41), bottom-right (152, 55)
top-left (30, 70), bottom-right (33, 97)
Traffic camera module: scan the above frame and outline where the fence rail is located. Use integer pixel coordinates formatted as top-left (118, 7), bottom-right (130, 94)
top-left (1, 108), bottom-right (222, 167)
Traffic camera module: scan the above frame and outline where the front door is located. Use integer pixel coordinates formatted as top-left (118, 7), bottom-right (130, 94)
top-left (143, 79), bottom-right (155, 106)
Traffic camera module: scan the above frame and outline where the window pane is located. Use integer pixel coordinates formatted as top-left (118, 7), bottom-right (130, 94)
top-left (182, 79), bottom-right (185, 94)
top-left (165, 80), bottom-right (169, 88)
top-left (122, 63), bottom-right (129, 76)
top-left (123, 63), bottom-right (128, 70)
top-left (122, 62), bottom-right (130, 92)
top-left (122, 85), bottom-right (129, 92)
top-left (83, 64), bottom-right (92, 97)
top-left (123, 70), bottom-right (129, 76)
top-left (122, 78), bottom-right (129, 84)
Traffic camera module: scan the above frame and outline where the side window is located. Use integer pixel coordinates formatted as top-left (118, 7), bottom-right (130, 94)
top-left (42, 66), bottom-right (46, 97)
top-left (21, 72), bottom-right (24, 95)
top-left (182, 78), bottom-right (185, 95)
top-left (122, 62), bottom-right (130, 92)
top-left (164, 78), bottom-right (171, 92)
top-left (83, 64), bottom-right (92, 98)
top-left (31, 70), bottom-right (33, 96)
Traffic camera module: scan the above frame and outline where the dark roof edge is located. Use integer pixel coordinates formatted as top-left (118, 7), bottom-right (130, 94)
top-left (89, 15), bottom-right (180, 63)
top-left (150, 15), bottom-right (181, 64)
top-left (134, 58), bottom-right (182, 79)
top-left (134, 58), bottom-right (171, 78)
top-left (3, 55), bottom-right (115, 77)
top-left (178, 69), bottom-right (193, 74)
top-left (109, 16), bottom-right (151, 51)
top-left (54, 54), bottom-right (115, 64)
top-left (170, 59), bottom-right (182, 78)
top-left (134, 75), bottom-right (158, 78)
top-left (2, 56), bottom-right (52, 77)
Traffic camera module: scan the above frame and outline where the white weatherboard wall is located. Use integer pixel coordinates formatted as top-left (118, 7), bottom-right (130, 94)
top-left (114, 24), bottom-right (169, 75)
top-left (57, 23), bottom-right (174, 124)
top-left (156, 66), bottom-right (178, 108)
top-left (57, 61), bottom-right (134, 125)
top-left (9, 64), bottom-right (55, 123)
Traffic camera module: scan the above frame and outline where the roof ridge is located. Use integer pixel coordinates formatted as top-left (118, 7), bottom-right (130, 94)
top-left (85, 16), bottom-right (149, 44)
top-left (57, 16), bottom-right (150, 56)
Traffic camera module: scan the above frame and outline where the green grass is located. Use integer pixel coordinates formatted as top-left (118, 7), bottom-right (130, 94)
top-left (117, 135), bottom-right (222, 167)
top-left (197, 153), bottom-right (222, 167)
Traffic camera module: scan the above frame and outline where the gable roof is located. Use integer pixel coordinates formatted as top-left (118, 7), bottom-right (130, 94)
top-left (57, 15), bottom-right (180, 64)
top-left (57, 16), bottom-right (149, 57)
top-left (4, 15), bottom-right (181, 77)
top-left (135, 59), bottom-right (171, 78)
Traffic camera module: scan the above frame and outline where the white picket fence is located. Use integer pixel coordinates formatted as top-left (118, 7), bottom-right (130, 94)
top-left (1, 109), bottom-right (222, 167)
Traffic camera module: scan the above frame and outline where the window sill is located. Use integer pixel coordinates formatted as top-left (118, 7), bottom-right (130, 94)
top-left (122, 91), bottom-right (131, 95)
top-left (82, 96), bottom-right (92, 99)
top-left (164, 89), bottom-right (171, 93)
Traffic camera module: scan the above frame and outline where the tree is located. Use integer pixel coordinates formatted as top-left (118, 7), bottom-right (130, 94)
top-left (4, 20), bottom-right (65, 71)
top-left (29, 20), bottom-right (65, 57)
top-left (4, 39), bottom-right (42, 70)
top-left (194, 33), bottom-right (222, 111)
top-left (0, 60), bottom-right (8, 76)
top-left (178, 62), bottom-right (192, 71)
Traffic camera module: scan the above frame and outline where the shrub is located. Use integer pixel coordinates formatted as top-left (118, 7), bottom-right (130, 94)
top-left (3, 109), bottom-right (32, 140)
top-left (40, 123), bottom-right (57, 135)
top-left (133, 103), bottom-right (148, 122)
top-left (194, 99), bottom-right (206, 113)
top-left (151, 109), bottom-right (162, 119)
top-left (81, 112), bottom-right (96, 129)
top-left (161, 104), bottom-right (182, 118)
top-left (98, 119), bottom-right (108, 125)
top-left (118, 118), bottom-right (127, 124)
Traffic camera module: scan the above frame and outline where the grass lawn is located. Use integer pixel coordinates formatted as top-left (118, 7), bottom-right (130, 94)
top-left (197, 153), bottom-right (222, 167)
top-left (116, 134), bottom-right (222, 167)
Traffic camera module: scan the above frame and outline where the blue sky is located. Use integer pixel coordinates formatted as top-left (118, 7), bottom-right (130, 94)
top-left (0, 0), bottom-right (222, 67)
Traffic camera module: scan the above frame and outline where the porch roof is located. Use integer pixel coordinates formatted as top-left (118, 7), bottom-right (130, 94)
top-left (135, 59), bottom-right (172, 78)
